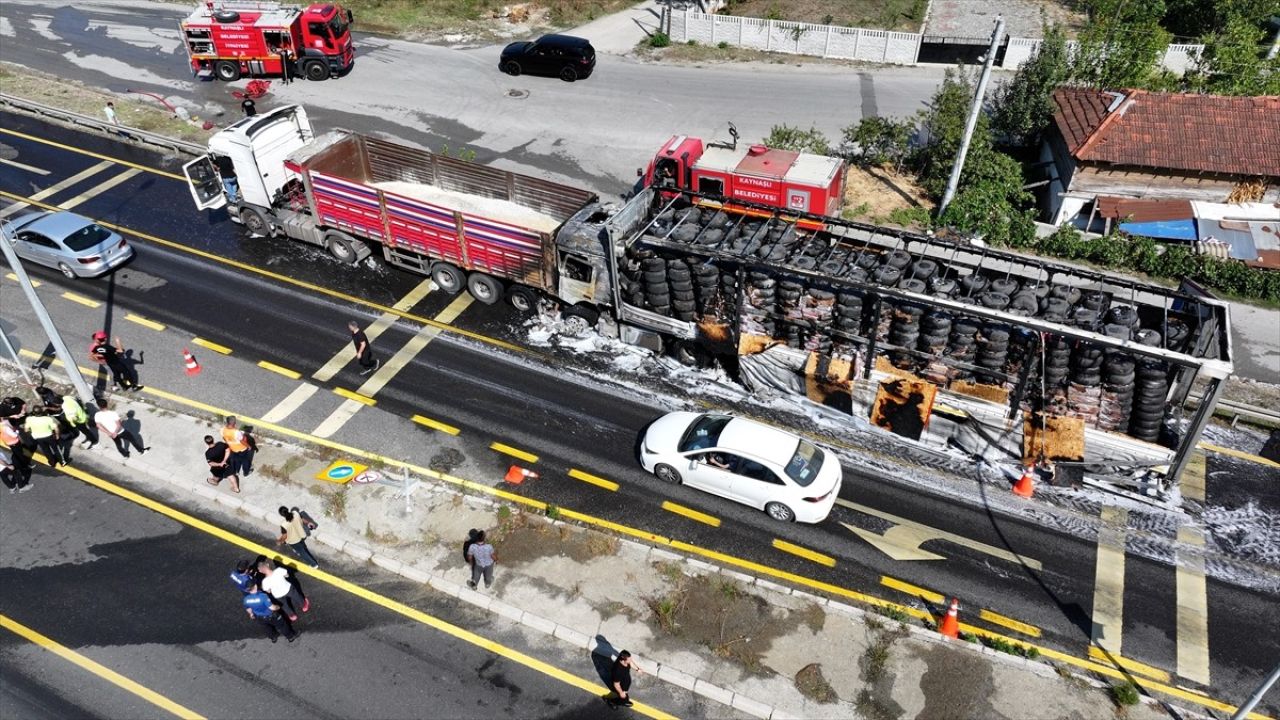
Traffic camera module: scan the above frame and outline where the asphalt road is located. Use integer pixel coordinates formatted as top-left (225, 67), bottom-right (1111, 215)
top-left (2, 113), bottom-right (1277, 717)
top-left (0, 0), bottom-right (947, 196)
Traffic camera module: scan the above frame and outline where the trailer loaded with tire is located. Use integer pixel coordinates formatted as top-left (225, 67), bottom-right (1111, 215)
top-left (608, 187), bottom-right (1234, 494)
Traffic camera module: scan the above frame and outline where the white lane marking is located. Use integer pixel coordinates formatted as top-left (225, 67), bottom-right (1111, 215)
top-left (1091, 505), bottom-right (1128, 656)
top-left (261, 383), bottom-right (321, 424)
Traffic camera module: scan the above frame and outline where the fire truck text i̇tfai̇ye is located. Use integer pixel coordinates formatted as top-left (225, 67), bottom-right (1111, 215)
top-left (180, 1), bottom-right (354, 82)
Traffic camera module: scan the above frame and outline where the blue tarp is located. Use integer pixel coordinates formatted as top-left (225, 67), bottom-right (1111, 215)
top-left (1119, 219), bottom-right (1198, 241)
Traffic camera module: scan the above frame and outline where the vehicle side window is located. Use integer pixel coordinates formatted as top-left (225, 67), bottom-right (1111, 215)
top-left (308, 22), bottom-right (331, 43)
top-left (693, 452), bottom-right (739, 472)
top-left (738, 459), bottom-right (784, 485)
top-left (561, 253), bottom-right (593, 282)
top-left (698, 177), bottom-right (725, 196)
top-left (18, 232), bottom-right (57, 248)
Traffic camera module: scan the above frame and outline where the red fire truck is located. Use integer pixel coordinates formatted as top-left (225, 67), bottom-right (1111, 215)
top-left (642, 126), bottom-right (846, 228)
top-left (180, 1), bottom-right (355, 82)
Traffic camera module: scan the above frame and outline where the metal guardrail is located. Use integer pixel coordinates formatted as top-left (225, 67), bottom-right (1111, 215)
top-left (1186, 394), bottom-right (1280, 428)
top-left (0, 93), bottom-right (206, 157)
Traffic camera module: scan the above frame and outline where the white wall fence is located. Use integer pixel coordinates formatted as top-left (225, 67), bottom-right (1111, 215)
top-left (670, 11), bottom-right (1204, 73)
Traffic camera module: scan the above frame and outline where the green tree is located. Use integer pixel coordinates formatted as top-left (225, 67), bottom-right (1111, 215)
top-left (1192, 10), bottom-right (1280, 95)
top-left (762, 125), bottom-right (831, 155)
top-left (1074, 0), bottom-right (1172, 88)
top-left (840, 116), bottom-right (914, 171)
top-left (913, 66), bottom-right (977, 197)
top-left (991, 24), bottom-right (1072, 147)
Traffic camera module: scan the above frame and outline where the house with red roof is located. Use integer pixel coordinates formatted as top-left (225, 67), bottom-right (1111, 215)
top-left (1040, 88), bottom-right (1280, 266)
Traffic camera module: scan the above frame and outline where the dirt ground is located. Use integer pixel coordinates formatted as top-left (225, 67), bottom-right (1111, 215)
top-left (716, 0), bottom-right (928, 32)
top-left (841, 165), bottom-right (935, 230)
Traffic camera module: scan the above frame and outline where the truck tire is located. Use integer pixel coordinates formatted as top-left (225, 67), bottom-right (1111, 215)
top-left (326, 234), bottom-right (359, 264)
top-left (214, 60), bottom-right (240, 82)
top-left (467, 273), bottom-right (502, 305)
top-left (304, 61), bottom-right (329, 81)
top-left (562, 304), bottom-right (599, 335)
top-left (502, 61), bottom-right (521, 76)
top-left (213, 10), bottom-right (240, 22)
top-left (431, 264), bottom-right (465, 294)
top-left (240, 206), bottom-right (271, 236)
top-left (506, 286), bottom-right (539, 313)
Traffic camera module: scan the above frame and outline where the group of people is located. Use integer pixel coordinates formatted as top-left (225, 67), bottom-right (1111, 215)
top-left (1, 390), bottom-right (145, 494)
top-left (232, 554), bottom-right (312, 644)
top-left (204, 416), bottom-right (257, 494)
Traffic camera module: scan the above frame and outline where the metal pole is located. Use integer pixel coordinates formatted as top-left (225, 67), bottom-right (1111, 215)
top-left (1232, 661), bottom-right (1280, 720)
top-left (1167, 376), bottom-right (1225, 486)
top-left (0, 240), bottom-right (95, 403)
top-left (938, 16), bottom-right (1006, 216)
top-left (0, 326), bottom-right (33, 386)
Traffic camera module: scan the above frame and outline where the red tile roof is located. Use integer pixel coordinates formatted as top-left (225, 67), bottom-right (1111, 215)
top-left (1051, 89), bottom-right (1280, 177)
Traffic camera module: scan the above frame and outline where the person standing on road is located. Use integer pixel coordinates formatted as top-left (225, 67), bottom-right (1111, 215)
top-left (277, 506), bottom-right (320, 568)
top-left (94, 399), bottom-right (147, 458)
top-left (230, 559), bottom-right (254, 594)
top-left (606, 650), bottom-right (644, 708)
top-left (242, 581), bottom-right (299, 643)
top-left (204, 434), bottom-right (239, 492)
top-left (348, 321), bottom-right (380, 376)
top-left (24, 410), bottom-right (66, 467)
top-left (89, 331), bottom-right (141, 392)
top-left (258, 559), bottom-right (309, 621)
top-left (0, 411), bottom-right (33, 493)
top-left (241, 97), bottom-right (257, 117)
top-left (1, 446), bottom-right (26, 494)
top-left (220, 417), bottom-right (252, 479)
top-left (60, 392), bottom-right (97, 449)
top-left (466, 531), bottom-right (497, 590)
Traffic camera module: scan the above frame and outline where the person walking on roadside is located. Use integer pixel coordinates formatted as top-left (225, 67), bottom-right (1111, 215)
top-left (466, 531), bottom-right (496, 591)
top-left (220, 417), bottom-right (251, 478)
top-left (0, 414), bottom-right (33, 493)
top-left (204, 435), bottom-right (240, 493)
top-left (606, 650), bottom-right (644, 708)
top-left (104, 101), bottom-right (119, 126)
top-left (89, 331), bottom-right (142, 392)
top-left (60, 392), bottom-right (97, 449)
top-left (95, 399), bottom-right (147, 458)
top-left (242, 581), bottom-right (299, 643)
top-left (348, 321), bottom-right (380, 376)
top-left (277, 506), bottom-right (320, 568)
top-left (24, 410), bottom-right (67, 467)
top-left (258, 559), bottom-right (309, 621)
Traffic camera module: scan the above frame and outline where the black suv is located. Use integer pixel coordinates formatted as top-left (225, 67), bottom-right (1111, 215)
top-left (499, 34), bottom-right (596, 82)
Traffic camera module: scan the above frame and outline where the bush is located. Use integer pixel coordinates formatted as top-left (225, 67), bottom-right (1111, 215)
top-left (762, 124), bottom-right (831, 155)
top-left (842, 116), bottom-right (914, 171)
top-left (648, 32), bottom-right (670, 48)
top-left (1109, 681), bottom-right (1141, 706)
top-left (717, 41), bottom-right (730, 49)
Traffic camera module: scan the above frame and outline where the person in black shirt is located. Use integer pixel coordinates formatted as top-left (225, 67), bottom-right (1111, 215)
top-left (606, 650), bottom-right (643, 708)
top-left (88, 331), bottom-right (140, 391)
top-left (204, 434), bottom-right (239, 492)
top-left (214, 154), bottom-right (239, 202)
top-left (348, 321), bottom-right (380, 376)
top-left (241, 97), bottom-right (257, 117)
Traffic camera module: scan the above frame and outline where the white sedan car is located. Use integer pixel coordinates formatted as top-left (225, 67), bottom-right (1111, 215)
top-left (640, 411), bottom-right (842, 524)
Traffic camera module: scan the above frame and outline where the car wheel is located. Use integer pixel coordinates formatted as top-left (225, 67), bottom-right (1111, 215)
top-left (502, 61), bottom-right (521, 76)
top-left (326, 234), bottom-right (358, 264)
top-left (466, 273), bottom-right (502, 305)
top-left (506, 285), bottom-right (539, 313)
top-left (559, 66), bottom-right (578, 82)
top-left (57, 262), bottom-right (76, 279)
top-left (765, 502), bottom-right (796, 522)
top-left (214, 60), bottom-right (240, 82)
top-left (304, 61), bottom-right (329, 81)
top-left (431, 264), bottom-right (465, 294)
top-left (653, 463), bottom-right (682, 485)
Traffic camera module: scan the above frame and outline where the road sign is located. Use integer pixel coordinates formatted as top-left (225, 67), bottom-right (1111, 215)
top-left (315, 460), bottom-right (368, 484)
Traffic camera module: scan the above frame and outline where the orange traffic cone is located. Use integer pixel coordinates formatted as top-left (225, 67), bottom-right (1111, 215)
top-left (1012, 465), bottom-right (1035, 498)
top-left (182, 349), bottom-right (201, 376)
top-left (504, 465), bottom-right (539, 485)
top-left (938, 597), bottom-right (960, 639)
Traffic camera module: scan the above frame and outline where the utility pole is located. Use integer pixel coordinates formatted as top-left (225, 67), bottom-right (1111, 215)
top-left (1232, 661), bottom-right (1280, 720)
top-left (938, 15), bottom-right (1006, 216)
top-left (0, 238), bottom-right (95, 403)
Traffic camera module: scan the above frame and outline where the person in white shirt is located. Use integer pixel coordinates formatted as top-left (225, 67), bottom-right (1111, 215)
top-left (104, 102), bottom-right (119, 125)
top-left (94, 399), bottom-right (146, 458)
top-left (257, 560), bottom-right (308, 621)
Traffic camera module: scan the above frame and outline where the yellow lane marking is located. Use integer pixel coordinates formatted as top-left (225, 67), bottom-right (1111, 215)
top-left (257, 361), bottom-right (302, 380)
top-left (0, 156), bottom-right (49, 174)
top-left (332, 388), bottom-right (376, 406)
top-left (45, 463), bottom-right (673, 720)
top-left (1199, 442), bottom-right (1280, 468)
top-left (1, 191), bottom-right (524, 355)
top-left (124, 313), bottom-right (166, 331)
top-left (1175, 525), bottom-right (1211, 685)
top-left (261, 384), bottom-right (320, 423)
top-left (191, 337), bottom-right (232, 355)
top-left (661, 501), bottom-right (721, 527)
top-left (1181, 451), bottom-right (1207, 503)
top-left (23, 360), bottom-right (1256, 719)
top-left (880, 576), bottom-right (943, 604)
top-left (772, 539), bottom-right (836, 568)
top-left (59, 168), bottom-right (141, 210)
top-left (5, 272), bottom-right (41, 286)
top-left (978, 609), bottom-right (1041, 638)
top-left (412, 414), bottom-right (461, 436)
top-left (0, 128), bottom-right (186, 181)
top-left (0, 614), bottom-right (205, 720)
top-left (1088, 645), bottom-right (1173, 683)
top-left (567, 468), bottom-right (619, 492)
top-left (491, 442), bottom-right (538, 464)
top-left (0, 160), bottom-right (112, 218)
top-left (61, 291), bottom-right (100, 308)
top-left (1091, 505), bottom-right (1127, 656)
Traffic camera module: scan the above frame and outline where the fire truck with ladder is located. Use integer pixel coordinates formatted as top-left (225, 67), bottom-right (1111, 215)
top-left (180, 1), bottom-right (355, 82)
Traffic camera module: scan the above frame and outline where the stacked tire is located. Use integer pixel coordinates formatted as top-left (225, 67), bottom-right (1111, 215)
top-left (1042, 335), bottom-right (1071, 390)
top-left (641, 256), bottom-right (671, 316)
top-left (1097, 352), bottom-right (1136, 432)
top-left (1129, 361), bottom-right (1169, 442)
top-left (947, 320), bottom-right (980, 378)
top-left (1066, 342), bottom-right (1104, 424)
top-left (667, 258), bottom-right (697, 322)
top-left (694, 263), bottom-right (721, 315)
top-left (887, 303), bottom-right (922, 369)
top-left (975, 324), bottom-right (1011, 384)
top-left (742, 272), bottom-right (776, 337)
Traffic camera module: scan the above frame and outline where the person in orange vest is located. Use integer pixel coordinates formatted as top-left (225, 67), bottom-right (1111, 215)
top-left (1, 399), bottom-right (34, 493)
top-left (221, 416), bottom-right (252, 480)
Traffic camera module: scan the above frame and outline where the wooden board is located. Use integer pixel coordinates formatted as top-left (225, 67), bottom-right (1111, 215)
top-left (1024, 413), bottom-right (1085, 464)
top-left (870, 377), bottom-right (938, 441)
top-left (737, 333), bottom-right (779, 356)
top-left (952, 379), bottom-right (1010, 405)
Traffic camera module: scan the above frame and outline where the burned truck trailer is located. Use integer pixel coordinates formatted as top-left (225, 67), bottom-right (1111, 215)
top-left (608, 188), bottom-right (1233, 496)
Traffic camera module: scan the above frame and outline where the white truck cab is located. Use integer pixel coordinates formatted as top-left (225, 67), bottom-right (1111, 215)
top-left (182, 105), bottom-right (315, 212)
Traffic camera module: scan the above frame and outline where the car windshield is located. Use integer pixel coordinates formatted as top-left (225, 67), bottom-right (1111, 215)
top-left (62, 223), bottom-right (112, 251)
top-left (784, 440), bottom-right (824, 487)
top-left (677, 414), bottom-right (731, 453)
top-left (328, 14), bottom-right (348, 37)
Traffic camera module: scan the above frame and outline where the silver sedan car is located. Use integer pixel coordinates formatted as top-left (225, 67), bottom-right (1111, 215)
top-left (2, 211), bottom-right (134, 278)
